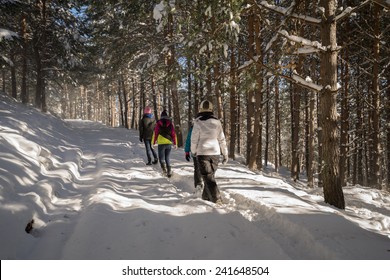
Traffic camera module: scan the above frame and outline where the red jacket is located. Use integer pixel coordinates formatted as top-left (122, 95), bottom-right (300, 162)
top-left (152, 117), bottom-right (177, 145)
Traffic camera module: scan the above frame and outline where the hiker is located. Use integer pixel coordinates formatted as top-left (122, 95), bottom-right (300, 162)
top-left (152, 110), bottom-right (177, 177)
top-left (191, 100), bottom-right (228, 203)
top-left (184, 118), bottom-right (204, 190)
top-left (139, 106), bottom-right (158, 165)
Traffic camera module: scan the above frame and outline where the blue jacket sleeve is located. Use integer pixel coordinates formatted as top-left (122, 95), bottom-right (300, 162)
top-left (184, 126), bottom-right (193, 153)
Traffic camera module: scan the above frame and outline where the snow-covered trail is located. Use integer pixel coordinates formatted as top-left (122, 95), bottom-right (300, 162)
top-left (58, 121), bottom-right (290, 259)
top-left (57, 122), bottom-right (389, 259)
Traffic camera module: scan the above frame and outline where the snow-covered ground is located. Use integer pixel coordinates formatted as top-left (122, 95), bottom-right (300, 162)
top-left (0, 94), bottom-right (389, 277)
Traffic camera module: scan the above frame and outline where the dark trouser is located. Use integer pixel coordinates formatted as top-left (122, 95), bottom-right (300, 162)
top-left (144, 140), bottom-right (157, 162)
top-left (197, 155), bottom-right (221, 202)
top-left (158, 144), bottom-right (172, 167)
top-left (193, 156), bottom-right (203, 187)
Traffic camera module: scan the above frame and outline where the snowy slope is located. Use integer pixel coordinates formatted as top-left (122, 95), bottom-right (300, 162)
top-left (0, 94), bottom-right (389, 260)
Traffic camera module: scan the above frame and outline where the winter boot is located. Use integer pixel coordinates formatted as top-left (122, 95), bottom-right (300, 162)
top-left (161, 163), bottom-right (167, 175)
top-left (167, 165), bottom-right (172, 178)
top-left (146, 160), bottom-right (152, 165)
top-left (152, 158), bottom-right (158, 164)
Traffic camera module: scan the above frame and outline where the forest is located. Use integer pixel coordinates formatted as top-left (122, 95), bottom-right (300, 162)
top-left (0, 0), bottom-right (389, 210)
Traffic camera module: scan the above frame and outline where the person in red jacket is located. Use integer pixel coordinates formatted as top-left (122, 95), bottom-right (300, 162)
top-left (152, 110), bottom-right (177, 177)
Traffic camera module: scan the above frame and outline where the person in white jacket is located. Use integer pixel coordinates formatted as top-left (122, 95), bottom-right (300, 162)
top-left (191, 100), bottom-right (228, 203)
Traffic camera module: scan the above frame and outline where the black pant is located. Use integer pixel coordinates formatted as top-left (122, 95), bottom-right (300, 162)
top-left (193, 156), bottom-right (203, 187)
top-left (197, 155), bottom-right (221, 202)
top-left (144, 139), bottom-right (157, 162)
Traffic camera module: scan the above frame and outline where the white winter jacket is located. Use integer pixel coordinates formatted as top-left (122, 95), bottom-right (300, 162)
top-left (190, 113), bottom-right (228, 157)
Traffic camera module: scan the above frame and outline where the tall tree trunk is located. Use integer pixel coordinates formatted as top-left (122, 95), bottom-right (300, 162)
top-left (274, 76), bottom-right (280, 172)
top-left (151, 74), bottom-right (158, 119)
top-left (237, 87), bottom-right (241, 155)
top-left (292, 17), bottom-right (305, 180)
top-left (307, 88), bottom-right (315, 187)
top-left (110, 92), bottom-right (116, 127)
top-left (247, 13), bottom-right (255, 167)
top-left (368, 3), bottom-right (381, 188)
top-left (117, 80), bottom-right (124, 127)
top-left (194, 57), bottom-right (200, 115)
top-left (10, 50), bottom-right (17, 99)
top-left (34, 0), bottom-right (47, 112)
top-left (167, 12), bottom-right (183, 147)
top-left (140, 73), bottom-right (145, 111)
top-left (206, 50), bottom-right (212, 98)
top-left (339, 47), bottom-right (349, 187)
top-left (229, 45), bottom-right (237, 160)
top-left (291, 75), bottom-right (301, 181)
top-left (131, 78), bottom-right (137, 129)
top-left (122, 78), bottom-right (129, 129)
top-left (307, 57), bottom-right (316, 188)
top-left (356, 67), bottom-right (364, 185)
top-left (255, 14), bottom-right (263, 170)
top-left (319, 0), bottom-right (345, 209)
top-left (265, 77), bottom-right (270, 167)
top-left (34, 44), bottom-right (43, 110)
top-left (187, 58), bottom-right (192, 127)
top-left (305, 90), bottom-right (309, 178)
top-left (214, 62), bottom-right (224, 122)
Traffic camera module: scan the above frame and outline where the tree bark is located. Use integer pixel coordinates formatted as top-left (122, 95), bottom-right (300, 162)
top-left (247, 13), bottom-right (255, 167)
top-left (368, 3), bottom-right (381, 188)
top-left (319, 0), bottom-right (345, 209)
top-left (187, 58), bottom-right (192, 127)
top-left (339, 48), bottom-right (349, 187)
top-left (274, 76), bottom-right (281, 172)
top-left (34, 0), bottom-right (47, 112)
top-left (167, 12), bottom-right (183, 147)
top-left (230, 45), bottom-right (237, 160)
top-left (10, 50), bottom-right (17, 99)
top-left (265, 78), bottom-right (270, 167)
top-left (291, 75), bottom-right (301, 181)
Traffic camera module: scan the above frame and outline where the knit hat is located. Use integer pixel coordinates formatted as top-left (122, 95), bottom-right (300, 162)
top-left (144, 106), bottom-right (152, 114)
top-left (199, 100), bottom-right (213, 113)
top-left (161, 110), bottom-right (168, 117)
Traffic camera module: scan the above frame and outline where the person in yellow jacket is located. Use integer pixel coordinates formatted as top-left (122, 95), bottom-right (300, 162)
top-left (152, 110), bottom-right (177, 177)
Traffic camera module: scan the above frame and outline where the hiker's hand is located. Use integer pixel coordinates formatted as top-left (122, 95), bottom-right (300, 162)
top-left (222, 155), bottom-right (228, 165)
top-left (185, 152), bottom-right (191, 162)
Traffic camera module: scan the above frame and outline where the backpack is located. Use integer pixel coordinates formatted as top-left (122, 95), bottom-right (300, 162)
top-left (159, 119), bottom-right (173, 141)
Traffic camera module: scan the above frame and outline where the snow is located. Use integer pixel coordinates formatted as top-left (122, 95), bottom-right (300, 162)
top-left (205, 6), bottom-right (212, 18)
top-left (153, 1), bottom-right (164, 21)
top-left (153, 1), bottom-right (165, 32)
top-left (279, 30), bottom-right (326, 51)
top-left (0, 95), bottom-right (390, 277)
top-left (259, 1), bottom-right (321, 25)
top-left (0, 28), bottom-right (18, 41)
top-left (292, 73), bottom-right (323, 92)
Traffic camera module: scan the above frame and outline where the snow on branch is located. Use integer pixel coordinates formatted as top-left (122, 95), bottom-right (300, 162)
top-left (292, 72), bottom-right (323, 92)
top-left (0, 28), bottom-right (18, 41)
top-left (153, 1), bottom-right (167, 33)
top-left (335, 0), bottom-right (371, 22)
top-left (1, 55), bottom-right (14, 67)
top-left (258, 1), bottom-right (321, 25)
top-left (236, 48), bottom-right (323, 93)
top-left (279, 30), bottom-right (326, 52)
